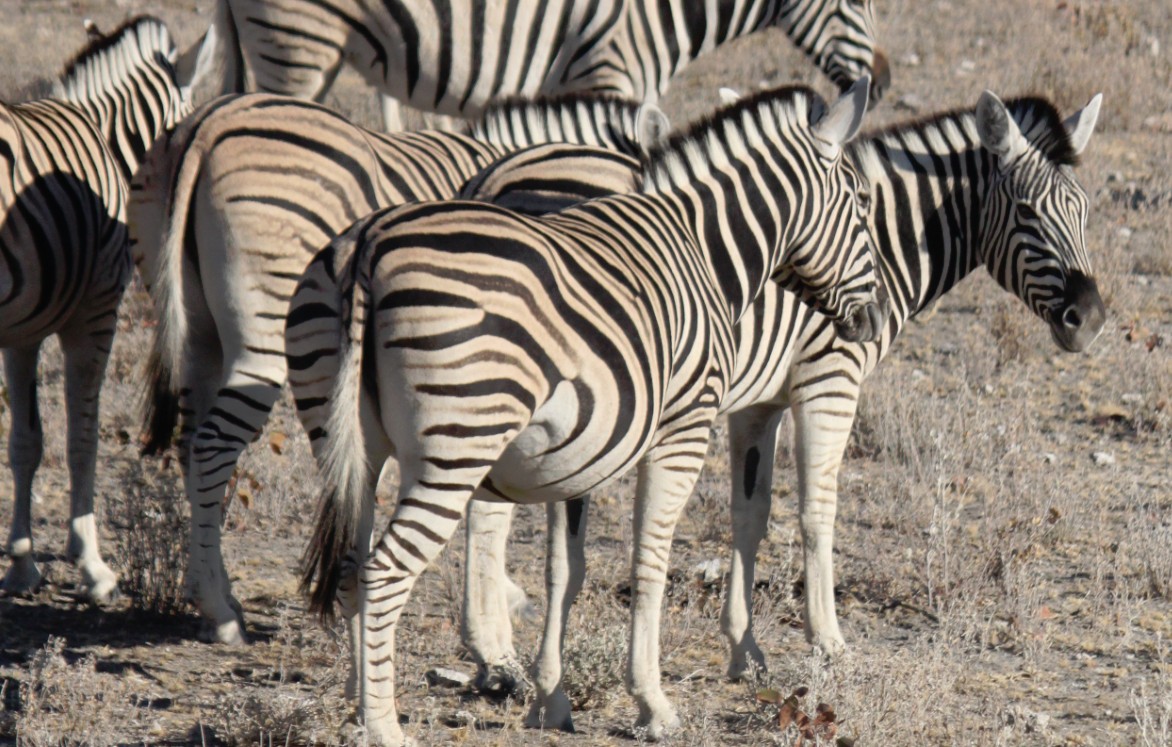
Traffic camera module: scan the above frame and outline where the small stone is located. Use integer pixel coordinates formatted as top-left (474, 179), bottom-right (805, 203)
top-left (895, 93), bottom-right (923, 112)
top-left (899, 51), bottom-right (921, 67)
top-left (1092, 451), bottom-right (1116, 466)
top-left (1118, 227), bottom-right (1133, 240)
top-left (1043, 453), bottom-right (1057, 464)
top-left (425, 667), bottom-right (472, 688)
top-left (1143, 113), bottom-right (1172, 134)
top-left (693, 558), bottom-right (724, 586)
top-left (957, 59), bottom-right (976, 75)
top-left (1121, 393), bottom-right (1143, 404)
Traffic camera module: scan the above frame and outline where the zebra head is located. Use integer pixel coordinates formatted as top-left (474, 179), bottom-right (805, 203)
top-left (975, 91), bottom-right (1105, 353)
top-left (57, 16), bottom-right (192, 179)
top-left (775, 76), bottom-right (888, 343)
top-left (776, 0), bottom-right (890, 104)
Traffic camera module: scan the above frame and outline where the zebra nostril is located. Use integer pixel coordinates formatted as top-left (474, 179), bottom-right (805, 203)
top-left (1063, 306), bottom-right (1082, 330)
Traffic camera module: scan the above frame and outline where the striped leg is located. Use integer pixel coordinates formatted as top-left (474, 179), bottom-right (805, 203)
top-left (526, 496), bottom-right (589, 731)
top-left (185, 364), bottom-right (282, 644)
top-left (358, 463), bottom-right (490, 746)
top-left (627, 445), bottom-right (711, 739)
top-left (2, 345), bottom-right (44, 596)
top-left (59, 316), bottom-right (120, 604)
top-left (722, 406), bottom-right (784, 679)
top-left (792, 397), bottom-right (856, 655)
top-left (462, 498), bottom-right (527, 694)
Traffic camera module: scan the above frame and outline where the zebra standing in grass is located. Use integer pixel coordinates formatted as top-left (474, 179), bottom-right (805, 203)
top-left (197, 0), bottom-right (888, 130)
top-left (287, 80), bottom-right (886, 745)
top-left (131, 91), bottom-right (669, 645)
top-left (0, 17), bottom-right (189, 602)
top-left (462, 90), bottom-right (1108, 697)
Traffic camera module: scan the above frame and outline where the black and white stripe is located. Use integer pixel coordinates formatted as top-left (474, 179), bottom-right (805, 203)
top-left (460, 91), bottom-right (1108, 701)
top-left (0, 17), bottom-right (189, 602)
top-left (287, 80), bottom-right (884, 744)
top-left (198, 0), bottom-right (887, 130)
top-left (130, 90), bottom-right (668, 645)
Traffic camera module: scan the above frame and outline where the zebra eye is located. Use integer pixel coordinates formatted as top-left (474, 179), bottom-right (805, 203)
top-left (1015, 202), bottom-right (1038, 221)
top-left (857, 190), bottom-right (872, 212)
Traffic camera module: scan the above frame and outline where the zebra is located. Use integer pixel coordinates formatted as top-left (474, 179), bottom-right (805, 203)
top-left (130, 90), bottom-right (670, 645)
top-left (196, 0), bottom-right (888, 131)
top-left (461, 89), bottom-right (1108, 703)
top-left (287, 79), bottom-right (886, 745)
top-left (0, 16), bottom-right (190, 603)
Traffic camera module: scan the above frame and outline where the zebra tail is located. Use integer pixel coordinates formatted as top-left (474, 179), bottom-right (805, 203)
top-left (301, 227), bottom-right (376, 622)
top-left (138, 129), bottom-right (205, 456)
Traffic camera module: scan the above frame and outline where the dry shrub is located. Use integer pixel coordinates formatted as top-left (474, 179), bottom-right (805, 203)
top-left (13, 637), bottom-right (150, 747)
top-left (203, 605), bottom-right (351, 746)
top-left (560, 621), bottom-right (627, 709)
top-left (1131, 637), bottom-right (1172, 747)
top-left (107, 459), bottom-right (189, 616)
top-left (986, 300), bottom-right (1036, 368)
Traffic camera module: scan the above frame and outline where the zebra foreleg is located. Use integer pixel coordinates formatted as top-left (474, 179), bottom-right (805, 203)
top-left (627, 449), bottom-right (709, 740)
top-left (462, 497), bottom-right (529, 696)
top-left (2, 346), bottom-right (45, 596)
top-left (526, 496), bottom-right (589, 732)
top-left (792, 398), bottom-right (856, 656)
top-left (60, 324), bottom-right (120, 604)
top-left (722, 406), bottom-right (785, 680)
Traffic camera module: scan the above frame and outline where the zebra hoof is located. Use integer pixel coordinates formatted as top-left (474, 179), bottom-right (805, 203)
top-left (200, 615), bottom-right (248, 646)
top-left (525, 690), bottom-right (575, 732)
top-left (474, 662), bottom-right (531, 698)
top-left (1, 556), bottom-right (44, 596)
top-left (79, 560), bottom-right (120, 605)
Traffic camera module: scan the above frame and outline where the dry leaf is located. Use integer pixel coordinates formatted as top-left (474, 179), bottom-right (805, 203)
top-left (1039, 605), bottom-right (1055, 620)
top-left (269, 431), bottom-right (287, 454)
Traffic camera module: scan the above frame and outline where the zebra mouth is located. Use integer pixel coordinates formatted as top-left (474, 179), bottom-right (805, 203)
top-left (834, 287), bottom-right (889, 343)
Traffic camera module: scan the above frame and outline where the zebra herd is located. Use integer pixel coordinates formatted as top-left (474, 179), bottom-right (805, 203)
top-left (0, 2), bottom-right (1106, 744)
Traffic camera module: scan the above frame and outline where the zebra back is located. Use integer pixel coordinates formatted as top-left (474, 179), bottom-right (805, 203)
top-left (470, 93), bottom-right (669, 158)
top-left (56, 16), bottom-right (191, 181)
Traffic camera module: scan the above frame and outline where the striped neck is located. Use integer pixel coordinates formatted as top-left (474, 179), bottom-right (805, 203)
top-left (621, 0), bottom-right (782, 99)
top-left (850, 111), bottom-right (995, 328)
top-left (471, 94), bottom-right (647, 156)
top-left (642, 88), bottom-right (823, 322)
top-left (56, 16), bottom-right (187, 181)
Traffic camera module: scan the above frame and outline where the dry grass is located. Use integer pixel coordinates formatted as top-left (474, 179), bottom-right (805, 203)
top-left (1, 0), bottom-right (1170, 745)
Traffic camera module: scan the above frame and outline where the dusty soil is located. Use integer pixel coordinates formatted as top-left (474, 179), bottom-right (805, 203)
top-left (2, 0), bottom-right (1170, 745)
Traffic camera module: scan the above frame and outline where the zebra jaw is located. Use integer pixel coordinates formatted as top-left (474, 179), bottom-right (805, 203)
top-left (832, 286), bottom-right (889, 343)
top-left (1047, 270), bottom-right (1106, 353)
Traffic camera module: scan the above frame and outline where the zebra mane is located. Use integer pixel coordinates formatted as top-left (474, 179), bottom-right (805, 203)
top-left (56, 16), bottom-right (177, 103)
top-left (472, 92), bottom-right (648, 156)
top-left (641, 85), bottom-right (823, 192)
top-left (856, 95), bottom-right (1079, 168)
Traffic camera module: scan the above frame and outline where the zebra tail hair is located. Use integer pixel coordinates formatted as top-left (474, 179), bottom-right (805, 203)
top-left (301, 227), bottom-right (376, 622)
top-left (138, 128), bottom-right (205, 456)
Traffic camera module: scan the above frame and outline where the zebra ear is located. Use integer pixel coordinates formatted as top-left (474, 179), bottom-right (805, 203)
top-left (976, 90), bottom-right (1027, 162)
top-left (812, 74), bottom-right (870, 152)
top-left (1064, 93), bottom-right (1102, 156)
top-left (636, 103), bottom-right (671, 151)
top-left (718, 88), bottom-right (742, 106)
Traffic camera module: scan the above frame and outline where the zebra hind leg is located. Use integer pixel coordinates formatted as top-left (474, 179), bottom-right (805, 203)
top-left (184, 372), bottom-right (282, 645)
top-left (59, 322), bottom-right (120, 604)
top-left (463, 498), bottom-right (529, 697)
top-left (526, 496), bottom-right (589, 732)
top-left (2, 346), bottom-right (46, 596)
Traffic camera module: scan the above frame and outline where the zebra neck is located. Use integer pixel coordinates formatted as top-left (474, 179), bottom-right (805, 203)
top-left (624, 0), bottom-right (779, 98)
top-left (856, 114), bottom-right (993, 323)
